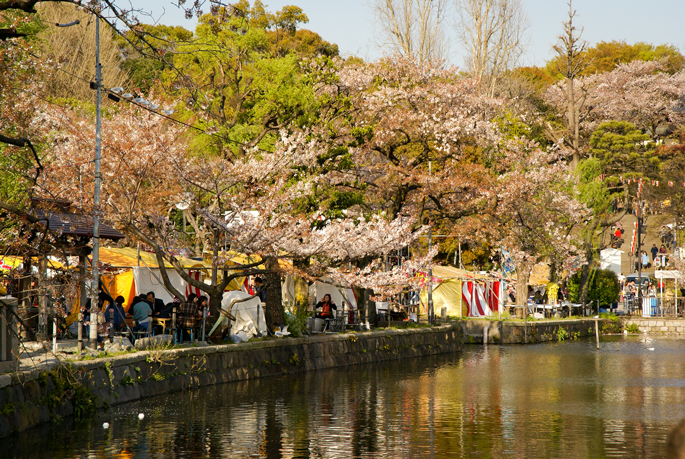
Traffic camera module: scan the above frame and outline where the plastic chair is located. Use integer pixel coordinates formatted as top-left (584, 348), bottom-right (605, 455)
top-left (176, 327), bottom-right (195, 344)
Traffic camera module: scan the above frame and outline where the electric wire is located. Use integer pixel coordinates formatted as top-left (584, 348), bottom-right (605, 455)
top-left (25, 50), bottom-right (239, 144)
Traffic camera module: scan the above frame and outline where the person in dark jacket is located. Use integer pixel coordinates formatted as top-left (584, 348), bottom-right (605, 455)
top-left (254, 277), bottom-right (266, 302)
top-left (146, 291), bottom-right (166, 315)
top-left (104, 295), bottom-right (127, 331)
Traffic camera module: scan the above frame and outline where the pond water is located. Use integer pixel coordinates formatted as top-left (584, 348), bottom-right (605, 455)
top-left (4, 336), bottom-right (685, 459)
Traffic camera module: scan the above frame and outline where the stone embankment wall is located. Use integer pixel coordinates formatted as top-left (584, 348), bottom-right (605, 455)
top-left (622, 317), bottom-right (685, 335)
top-left (461, 318), bottom-right (606, 344)
top-left (0, 325), bottom-right (461, 438)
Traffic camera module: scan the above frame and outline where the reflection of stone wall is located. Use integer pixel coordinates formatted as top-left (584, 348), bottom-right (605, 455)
top-left (461, 319), bottom-right (606, 344)
top-left (622, 318), bottom-right (685, 335)
top-left (0, 324), bottom-right (462, 438)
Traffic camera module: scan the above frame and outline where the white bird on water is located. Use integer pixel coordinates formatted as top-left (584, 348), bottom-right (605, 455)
top-left (103, 422), bottom-right (110, 429)
top-left (138, 413), bottom-right (145, 420)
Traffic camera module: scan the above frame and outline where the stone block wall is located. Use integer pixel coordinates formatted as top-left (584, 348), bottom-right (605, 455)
top-left (621, 318), bottom-right (685, 335)
top-left (0, 324), bottom-right (461, 438)
top-left (460, 318), bottom-right (606, 344)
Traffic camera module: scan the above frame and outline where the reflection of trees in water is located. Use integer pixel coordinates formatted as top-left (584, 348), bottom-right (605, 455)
top-left (4, 344), bottom-right (685, 458)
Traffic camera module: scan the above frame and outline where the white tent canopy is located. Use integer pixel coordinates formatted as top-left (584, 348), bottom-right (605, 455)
top-left (600, 248), bottom-right (623, 277)
top-left (132, 267), bottom-right (191, 304)
top-left (308, 277), bottom-right (357, 309)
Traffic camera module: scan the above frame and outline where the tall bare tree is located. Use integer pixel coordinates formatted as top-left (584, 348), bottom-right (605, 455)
top-left (454, 0), bottom-right (529, 95)
top-left (37, 3), bottom-right (129, 104)
top-left (370, 0), bottom-right (449, 63)
top-left (550, 0), bottom-right (589, 167)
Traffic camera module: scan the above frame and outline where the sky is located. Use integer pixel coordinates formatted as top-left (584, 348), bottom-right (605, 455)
top-left (140, 0), bottom-right (685, 68)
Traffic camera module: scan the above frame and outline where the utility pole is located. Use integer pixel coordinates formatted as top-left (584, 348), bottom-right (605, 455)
top-left (636, 180), bottom-right (643, 316)
top-left (428, 226), bottom-right (434, 324)
top-left (56, 8), bottom-right (102, 349)
top-left (90, 7), bottom-right (103, 348)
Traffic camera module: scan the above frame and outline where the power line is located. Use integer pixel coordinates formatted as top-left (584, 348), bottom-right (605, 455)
top-left (27, 50), bottom-right (241, 144)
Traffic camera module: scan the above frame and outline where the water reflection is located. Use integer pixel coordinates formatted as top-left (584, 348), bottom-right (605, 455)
top-left (3, 336), bottom-right (685, 458)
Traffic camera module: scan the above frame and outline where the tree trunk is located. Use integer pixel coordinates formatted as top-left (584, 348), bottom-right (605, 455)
top-left (578, 245), bottom-right (594, 307)
top-left (566, 76), bottom-right (580, 168)
top-left (207, 289), bottom-right (224, 337)
top-left (264, 256), bottom-right (284, 330)
top-left (516, 265), bottom-right (530, 309)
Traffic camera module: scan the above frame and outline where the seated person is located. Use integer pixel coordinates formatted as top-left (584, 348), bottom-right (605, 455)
top-left (178, 294), bottom-right (200, 341)
top-left (130, 294), bottom-right (152, 332)
top-left (104, 296), bottom-right (127, 332)
top-left (146, 291), bottom-right (166, 315)
top-left (157, 297), bottom-right (181, 319)
top-left (315, 294), bottom-right (337, 319)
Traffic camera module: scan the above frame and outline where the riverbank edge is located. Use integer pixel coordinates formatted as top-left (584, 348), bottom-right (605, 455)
top-left (621, 317), bottom-right (685, 335)
top-left (461, 318), bottom-right (609, 344)
top-left (0, 324), bottom-right (462, 438)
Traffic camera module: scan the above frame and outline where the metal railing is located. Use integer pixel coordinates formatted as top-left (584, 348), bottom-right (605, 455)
top-left (623, 296), bottom-right (685, 317)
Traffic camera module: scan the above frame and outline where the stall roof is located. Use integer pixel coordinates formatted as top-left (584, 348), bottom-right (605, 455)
top-left (432, 266), bottom-right (490, 280)
top-left (429, 263), bottom-right (550, 285)
top-left (97, 247), bottom-right (208, 269)
top-left (34, 209), bottom-right (124, 241)
top-left (0, 256), bottom-right (69, 271)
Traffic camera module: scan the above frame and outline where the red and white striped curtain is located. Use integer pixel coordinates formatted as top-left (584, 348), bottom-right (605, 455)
top-left (462, 281), bottom-right (501, 317)
top-left (185, 270), bottom-right (202, 299)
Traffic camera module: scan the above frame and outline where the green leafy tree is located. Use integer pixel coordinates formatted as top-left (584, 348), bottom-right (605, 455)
top-left (568, 268), bottom-right (619, 309)
top-left (545, 40), bottom-right (685, 77)
top-left (573, 121), bottom-right (658, 304)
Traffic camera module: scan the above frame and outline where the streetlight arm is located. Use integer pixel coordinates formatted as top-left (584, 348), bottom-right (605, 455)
top-left (56, 20), bottom-right (80, 27)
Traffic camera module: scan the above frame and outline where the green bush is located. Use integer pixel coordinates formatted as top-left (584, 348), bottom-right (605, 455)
top-left (567, 268), bottom-right (619, 309)
top-left (626, 323), bottom-right (640, 334)
top-left (283, 304), bottom-right (309, 337)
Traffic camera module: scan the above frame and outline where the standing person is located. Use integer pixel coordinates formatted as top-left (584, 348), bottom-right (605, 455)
top-left (146, 291), bottom-right (165, 315)
top-left (641, 251), bottom-right (649, 269)
top-left (315, 294), bottom-right (337, 319)
top-left (254, 277), bottom-right (267, 302)
top-left (131, 295), bottom-right (152, 332)
top-left (651, 244), bottom-right (659, 261)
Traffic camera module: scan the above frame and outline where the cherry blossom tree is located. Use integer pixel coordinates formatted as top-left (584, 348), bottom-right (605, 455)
top-left (544, 60), bottom-right (685, 145)
top-left (489, 140), bottom-right (588, 303)
top-left (35, 98), bottom-right (425, 329)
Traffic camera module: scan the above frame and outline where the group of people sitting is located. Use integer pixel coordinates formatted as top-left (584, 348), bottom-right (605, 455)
top-left (99, 290), bottom-right (209, 340)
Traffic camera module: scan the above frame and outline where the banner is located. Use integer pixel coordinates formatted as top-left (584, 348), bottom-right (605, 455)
top-left (462, 281), bottom-right (500, 317)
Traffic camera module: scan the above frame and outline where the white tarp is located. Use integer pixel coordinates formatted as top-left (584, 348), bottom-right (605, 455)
top-left (308, 278), bottom-right (357, 309)
top-left (600, 248), bottom-right (623, 276)
top-left (282, 274), bottom-right (296, 304)
top-left (132, 267), bottom-right (189, 304)
top-left (221, 290), bottom-right (267, 339)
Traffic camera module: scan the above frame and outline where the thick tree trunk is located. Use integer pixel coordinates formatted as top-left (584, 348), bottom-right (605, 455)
top-left (207, 289), bottom-right (224, 337)
top-left (516, 265), bottom-right (530, 309)
top-left (264, 257), bottom-right (284, 330)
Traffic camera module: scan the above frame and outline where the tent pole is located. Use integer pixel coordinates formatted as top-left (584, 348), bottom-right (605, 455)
top-left (459, 280), bottom-right (462, 318)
